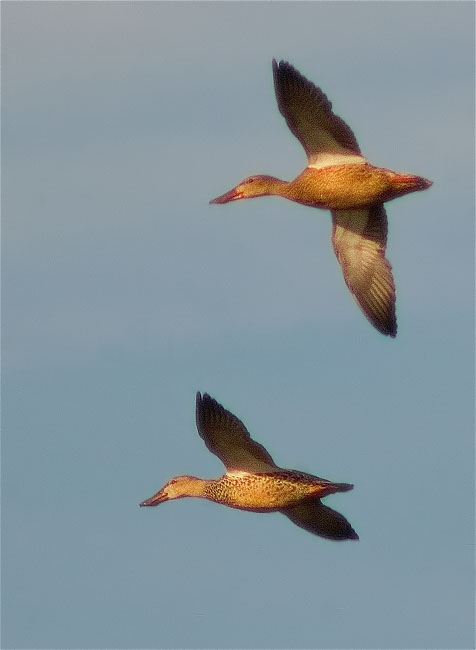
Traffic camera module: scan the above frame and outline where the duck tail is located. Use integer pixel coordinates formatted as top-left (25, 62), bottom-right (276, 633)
top-left (334, 481), bottom-right (354, 493)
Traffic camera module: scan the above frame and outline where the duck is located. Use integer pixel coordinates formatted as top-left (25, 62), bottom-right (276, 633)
top-left (210, 60), bottom-right (432, 337)
top-left (140, 392), bottom-right (358, 541)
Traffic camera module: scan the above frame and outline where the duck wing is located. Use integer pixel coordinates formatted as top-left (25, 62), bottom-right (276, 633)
top-left (196, 393), bottom-right (278, 472)
top-left (272, 60), bottom-right (365, 169)
top-left (331, 205), bottom-right (397, 337)
top-left (282, 499), bottom-right (358, 541)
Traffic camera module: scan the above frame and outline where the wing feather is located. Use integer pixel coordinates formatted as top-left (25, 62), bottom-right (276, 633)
top-left (331, 205), bottom-right (397, 337)
top-left (273, 60), bottom-right (364, 167)
top-left (282, 499), bottom-right (358, 541)
top-left (195, 393), bottom-right (277, 472)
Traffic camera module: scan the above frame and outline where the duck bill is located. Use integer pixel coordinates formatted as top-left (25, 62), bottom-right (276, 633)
top-left (209, 186), bottom-right (244, 204)
top-left (139, 490), bottom-right (167, 507)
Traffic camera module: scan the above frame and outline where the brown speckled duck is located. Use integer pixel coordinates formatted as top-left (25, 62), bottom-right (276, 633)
top-left (140, 392), bottom-right (357, 541)
top-left (210, 60), bottom-right (432, 337)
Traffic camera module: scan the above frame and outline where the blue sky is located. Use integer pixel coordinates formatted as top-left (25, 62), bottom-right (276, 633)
top-left (2, 2), bottom-right (474, 649)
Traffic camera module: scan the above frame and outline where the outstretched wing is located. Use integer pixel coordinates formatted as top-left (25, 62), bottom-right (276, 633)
top-left (273, 60), bottom-right (365, 169)
top-left (195, 393), bottom-right (277, 472)
top-left (282, 499), bottom-right (358, 541)
top-left (332, 205), bottom-right (397, 337)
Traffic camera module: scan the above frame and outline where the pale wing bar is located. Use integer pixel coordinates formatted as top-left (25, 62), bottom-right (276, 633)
top-left (195, 393), bottom-right (277, 472)
top-left (331, 205), bottom-right (397, 337)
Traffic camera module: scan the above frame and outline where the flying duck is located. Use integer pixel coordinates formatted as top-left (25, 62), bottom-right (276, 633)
top-left (140, 392), bottom-right (357, 541)
top-left (210, 60), bottom-right (432, 337)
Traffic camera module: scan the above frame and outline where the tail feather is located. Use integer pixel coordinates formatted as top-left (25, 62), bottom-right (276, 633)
top-left (334, 482), bottom-right (354, 493)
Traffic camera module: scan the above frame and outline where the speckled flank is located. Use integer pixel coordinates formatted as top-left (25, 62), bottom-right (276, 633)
top-left (287, 164), bottom-right (423, 210)
top-left (205, 470), bottom-right (353, 511)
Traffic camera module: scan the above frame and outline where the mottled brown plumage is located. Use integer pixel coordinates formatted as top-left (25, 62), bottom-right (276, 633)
top-left (204, 469), bottom-right (353, 511)
top-left (210, 60), bottom-right (432, 337)
top-left (140, 393), bottom-right (357, 541)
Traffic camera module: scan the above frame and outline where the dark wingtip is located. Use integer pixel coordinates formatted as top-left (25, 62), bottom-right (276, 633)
top-left (273, 59), bottom-right (289, 79)
top-left (273, 58), bottom-right (290, 69)
top-left (196, 392), bottom-right (216, 426)
top-left (197, 391), bottom-right (215, 406)
top-left (196, 391), bottom-right (203, 422)
top-left (390, 313), bottom-right (398, 338)
top-left (334, 519), bottom-right (359, 541)
top-left (373, 317), bottom-right (397, 338)
top-left (389, 320), bottom-right (397, 338)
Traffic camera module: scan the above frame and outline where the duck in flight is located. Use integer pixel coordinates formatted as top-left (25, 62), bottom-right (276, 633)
top-left (210, 60), bottom-right (432, 337)
top-left (140, 392), bottom-right (358, 541)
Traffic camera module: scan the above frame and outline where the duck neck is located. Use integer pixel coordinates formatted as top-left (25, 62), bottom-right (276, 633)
top-left (181, 476), bottom-right (213, 498)
top-left (260, 176), bottom-right (292, 197)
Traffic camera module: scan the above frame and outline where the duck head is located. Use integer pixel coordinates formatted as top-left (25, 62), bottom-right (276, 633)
top-left (210, 175), bottom-right (283, 203)
top-left (139, 475), bottom-right (206, 506)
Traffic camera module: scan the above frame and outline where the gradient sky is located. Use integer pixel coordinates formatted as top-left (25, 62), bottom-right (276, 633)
top-left (2, 2), bottom-right (475, 649)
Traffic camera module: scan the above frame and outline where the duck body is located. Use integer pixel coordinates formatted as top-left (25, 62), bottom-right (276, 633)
top-left (213, 163), bottom-right (429, 211)
top-left (141, 469), bottom-right (353, 512)
top-left (140, 393), bottom-right (358, 541)
top-left (210, 60), bottom-right (433, 337)
top-left (206, 469), bottom-right (353, 511)
top-left (288, 164), bottom-right (429, 210)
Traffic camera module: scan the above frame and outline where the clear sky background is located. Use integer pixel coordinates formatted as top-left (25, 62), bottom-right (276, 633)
top-left (2, 2), bottom-right (474, 649)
